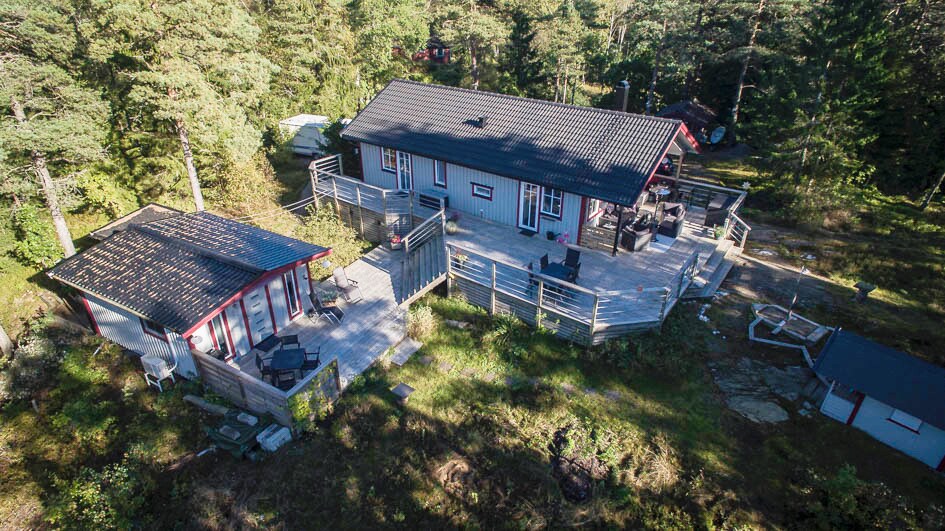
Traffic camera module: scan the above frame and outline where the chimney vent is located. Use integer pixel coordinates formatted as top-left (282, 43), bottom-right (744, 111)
top-left (614, 81), bottom-right (630, 112)
top-left (477, 115), bottom-right (487, 128)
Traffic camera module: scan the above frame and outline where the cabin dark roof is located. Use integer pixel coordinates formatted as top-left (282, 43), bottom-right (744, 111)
top-left (49, 210), bottom-right (329, 333)
top-left (89, 203), bottom-right (182, 240)
top-left (657, 100), bottom-right (718, 134)
top-left (342, 80), bottom-right (694, 206)
top-left (813, 330), bottom-right (945, 431)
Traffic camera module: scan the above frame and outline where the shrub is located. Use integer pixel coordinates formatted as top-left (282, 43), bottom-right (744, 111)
top-left (9, 204), bottom-right (63, 268)
top-left (0, 334), bottom-right (61, 403)
top-left (406, 305), bottom-right (436, 340)
top-left (295, 204), bottom-right (371, 281)
top-left (483, 311), bottom-right (527, 359)
top-left (47, 461), bottom-right (154, 530)
top-left (445, 220), bottom-right (459, 234)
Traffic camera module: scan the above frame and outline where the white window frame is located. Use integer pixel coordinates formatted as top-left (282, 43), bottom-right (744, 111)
top-left (396, 151), bottom-right (412, 190)
top-left (283, 271), bottom-right (301, 317)
top-left (434, 160), bottom-right (447, 187)
top-left (381, 147), bottom-right (396, 172)
top-left (888, 409), bottom-right (922, 432)
top-left (472, 183), bottom-right (493, 200)
top-left (435, 48), bottom-right (445, 58)
top-left (210, 314), bottom-right (234, 358)
top-left (540, 187), bottom-right (563, 218)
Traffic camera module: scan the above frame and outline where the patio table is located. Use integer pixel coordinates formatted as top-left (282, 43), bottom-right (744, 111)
top-left (270, 348), bottom-right (305, 374)
top-left (540, 263), bottom-right (573, 282)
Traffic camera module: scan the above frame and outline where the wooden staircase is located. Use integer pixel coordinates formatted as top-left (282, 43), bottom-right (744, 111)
top-left (401, 234), bottom-right (447, 305)
top-left (683, 240), bottom-right (741, 299)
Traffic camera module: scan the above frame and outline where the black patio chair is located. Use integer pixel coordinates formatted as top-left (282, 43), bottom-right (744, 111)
top-left (274, 371), bottom-right (296, 391)
top-left (539, 253), bottom-right (550, 271)
top-left (568, 262), bottom-right (582, 282)
top-left (302, 347), bottom-right (321, 371)
top-left (280, 334), bottom-right (300, 350)
top-left (333, 267), bottom-right (363, 304)
top-left (561, 248), bottom-right (581, 270)
top-left (255, 353), bottom-right (273, 379)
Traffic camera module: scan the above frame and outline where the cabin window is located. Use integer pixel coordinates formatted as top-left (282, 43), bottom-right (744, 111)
top-left (434, 160), bottom-right (447, 187)
top-left (140, 318), bottom-right (167, 341)
top-left (471, 183), bottom-right (493, 200)
top-left (283, 270), bottom-right (301, 317)
top-left (435, 48), bottom-right (445, 58)
top-left (888, 409), bottom-right (922, 432)
top-left (381, 147), bottom-right (396, 172)
top-left (541, 188), bottom-right (563, 218)
top-left (210, 314), bottom-right (234, 358)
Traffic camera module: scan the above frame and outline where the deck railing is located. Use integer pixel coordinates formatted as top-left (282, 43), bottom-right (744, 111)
top-left (725, 212), bottom-right (751, 249)
top-left (447, 245), bottom-right (701, 344)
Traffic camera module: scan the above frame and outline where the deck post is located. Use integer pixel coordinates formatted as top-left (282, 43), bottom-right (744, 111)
top-left (490, 261), bottom-right (497, 315)
top-left (611, 205), bottom-right (624, 257)
top-left (589, 293), bottom-right (600, 339)
top-left (331, 178), bottom-right (341, 215)
top-left (658, 288), bottom-right (670, 322)
top-left (408, 191), bottom-right (415, 230)
top-left (536, 279), bottom-right (544, 327)
top-left (337, 153), bottom-right (344, 177)
top-left (445, 244), bottom-right (453, 298)
top-left (309, 163), bottom-right (320, 210)
top-left (381, 191), bottom-right (389, 239)
top-left (355, 185), bottom-right (365, 237)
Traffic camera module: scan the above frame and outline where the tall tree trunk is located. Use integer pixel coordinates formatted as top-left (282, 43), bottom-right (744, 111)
top-left (175, 117), bottom-right (205, 212)
top-left (470, 40), bottom-right (480, 91)
top-left (553, 60), bottom-right (562, 102)
top-left (730, 0), bottom-right (766, 144)
top-left (562, 63), bottom-right (570, 104)
top-left (921, 169), bottom-right (945, 210)
top-left (683, 2), bottom-right (706, 100)
top-left (645, 19), bottom-right (668, 115)
top-left (10, 96), bottom-right (76, 257)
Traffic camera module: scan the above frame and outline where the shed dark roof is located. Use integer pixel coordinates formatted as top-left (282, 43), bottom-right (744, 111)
top-left (342, 80), bottom-right (695, 205)
top-left (49, 210), bottom-right (329, 333)
top-left (813, 330), bottom-right (945, 431)
top-left (89, 203), bottom-right (182, 240)
top-left (657, 100), bottom-right (718, 134)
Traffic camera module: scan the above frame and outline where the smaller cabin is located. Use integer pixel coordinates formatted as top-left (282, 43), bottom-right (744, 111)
top-left (815, 330), bottom-right (945, 470)
top-left (411, 36), bottom-right (451, 64)
top-left (279, 114), bottom-right (331, 157)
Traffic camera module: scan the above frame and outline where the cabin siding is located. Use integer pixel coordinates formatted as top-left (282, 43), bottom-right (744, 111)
top-left (84, 294), bottom-right (198, 377)
top-left (223, 302), bottom-right (251, 356)
top-left (359, 142), bottom-right (586, 236)
top-left (849, 395), bottom-right (945, 468)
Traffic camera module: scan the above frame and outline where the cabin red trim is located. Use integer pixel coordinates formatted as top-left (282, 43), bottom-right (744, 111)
top-left (678, 123), bottom-right (702, 154)
top-left (239, 299), bottom-right (254, 348)
top-left (179, 250), bottom-right (331, 337)
top-left (936, 453), bottom-right (945, 472)
top-left (264, 284), bottom-right (279, 334)
top-left (219, 310), bottom-right (237, 358)
top-left (81, 295), bottom-right (101, 335)
top-left (576, 197), bottom-right (587, 246)
top-left (140, 317), bottom-right (169, 342)
top-left (207, 321), bottom-right (220, 350)
top-left (846, 393), bottom-right (865, 425)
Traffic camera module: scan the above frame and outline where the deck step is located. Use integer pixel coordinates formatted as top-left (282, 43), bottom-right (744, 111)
top-left (390, 337), bottom-right (423, 366)
top-left (683, 242), bottom-right (739, 299)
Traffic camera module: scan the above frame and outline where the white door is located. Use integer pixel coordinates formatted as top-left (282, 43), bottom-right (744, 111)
top-left (397, 151), bottom-right (412, 190)
top-left (519, 183), bottom-right (540, 231)
top-left (244, 287), bottom-right (273, 345)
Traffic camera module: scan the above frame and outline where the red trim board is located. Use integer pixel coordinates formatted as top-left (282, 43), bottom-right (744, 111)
top-left (179, 250), bottom-right (331, 338)
top-left (140, 318), bottom-right (169, 342)
top-left (81, 295), bottom-right (101, 335)
top-left (576, 197), bottom-right (587, 246)
top-left (846, 393), bottom-right (866, 425)
top-left (936, 453), bottom-right (945, 472)
top-left (678, 123), bottom-right (702, 154)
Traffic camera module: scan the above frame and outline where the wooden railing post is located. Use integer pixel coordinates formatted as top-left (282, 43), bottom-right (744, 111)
top-left (331, 178), bottom-right (341, 214)
top-left (490, 261), bottom-right (497, 315)
top-left (355, 184), bottom-right (365, 237)
top-left (445, 245), bottom-right (453, 297)
top-left (589, 293), bottom-right (600, 333)
top-left (658, 288), bottom-right (670, 321)
top-left (536, 279), bottom-right (544, 327)
top-left (337, 153), bottom-right (344, 176)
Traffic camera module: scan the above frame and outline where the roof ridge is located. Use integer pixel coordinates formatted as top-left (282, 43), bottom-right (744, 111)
top-left (388, 78), bottom-right (683, 124)
top-left (131, 222), bottom-right (265, 275)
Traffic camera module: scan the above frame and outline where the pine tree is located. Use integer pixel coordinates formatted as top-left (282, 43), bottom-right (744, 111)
top-left (0, 0), bottom-right (108, 258)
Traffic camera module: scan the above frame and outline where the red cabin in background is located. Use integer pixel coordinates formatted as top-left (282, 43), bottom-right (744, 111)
top-left (411, 36), bottom-right (450, 64)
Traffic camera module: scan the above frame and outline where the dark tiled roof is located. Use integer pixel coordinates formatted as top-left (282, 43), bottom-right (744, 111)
top-left (142, 211), bottom-right (327, 271)
top-left (342, 80), bottom-right (687, 205)
top-left (89, 203), bottom-right (182, 240)
top-left (813, 330), bottom-right (945, 431)
top-left (657, 100), bottom-right (718, 133)
top-left (49, 210), bottom-right (329, 333)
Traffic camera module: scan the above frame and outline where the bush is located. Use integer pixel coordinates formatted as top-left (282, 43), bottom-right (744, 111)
top-left (294, 204), bottom-right (371, 281)
top-left (406, 305), bottom-right (436, 340)
top-left (483, 311), bottom-right (528, 360)
top-left (0, 334), bottom-right (61, 403)
top-left (47, 461), bottom-right (154, 530)
top-left (9, 204), bottom-right (63, 268)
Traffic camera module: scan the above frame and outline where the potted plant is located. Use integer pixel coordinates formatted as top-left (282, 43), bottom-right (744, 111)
top-left (712, 224), bottom-right (726, 240)
top-left (445, 220), bottom-right (459, 235)
top-left (546, 230), bottom-right (557, 241)
top-left (453, 250), bottom-right (468, 270)
top-left (319, 288), bottom-right (340, 306)
top-left (390, 234), bottom-right (403, 250)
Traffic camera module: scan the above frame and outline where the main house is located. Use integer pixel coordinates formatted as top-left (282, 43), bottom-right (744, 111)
top-left (341, 79), bottom-right (701, 246)
top-left (815, 330), bottom-right (945, 471)
top-left (48, 204), bottom-right (331, 378)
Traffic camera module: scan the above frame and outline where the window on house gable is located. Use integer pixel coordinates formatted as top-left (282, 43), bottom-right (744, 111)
top-left (140, 318), bottom-right (167, 341)
top-left (382, 147), bottom-right (396, 172)
top-left (541, 188), bottom-right (563, 218)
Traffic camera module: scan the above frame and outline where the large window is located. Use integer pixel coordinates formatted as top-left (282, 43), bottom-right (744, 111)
top-left (140, 318), bottom-right (167, 341)
top-left (283, 271), bottom-right (301, 317)
top-left (541, 187), bottom-right (563, 218)
top-left (381, 147), bottom-right (396, 172)
top-left (397, 151), bottom-right (412, 190)
top-left (210, 314), bottom-right (233, 358)
top-left (434, 160), bottom-right (447, 187)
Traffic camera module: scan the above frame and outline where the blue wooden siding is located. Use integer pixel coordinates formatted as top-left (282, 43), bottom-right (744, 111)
top-left (359, 142), bottom-right (583, 240)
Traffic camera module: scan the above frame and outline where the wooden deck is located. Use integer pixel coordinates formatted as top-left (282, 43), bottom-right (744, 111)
top-left (236, 246), bottom-right (408, 388)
